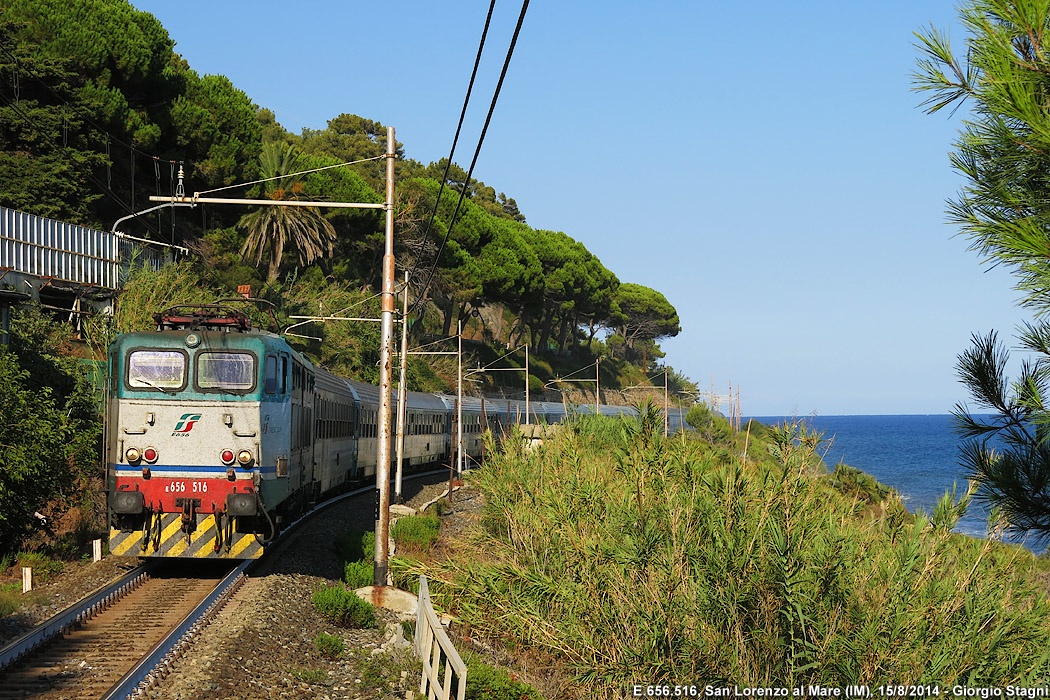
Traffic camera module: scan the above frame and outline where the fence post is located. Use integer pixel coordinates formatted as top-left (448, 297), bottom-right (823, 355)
top-left (22, 567), bottom-right (31, 594)
top-left (415, 575), bottom-right (467, 700)
top-left (93, 539), bottom-right (102, 562)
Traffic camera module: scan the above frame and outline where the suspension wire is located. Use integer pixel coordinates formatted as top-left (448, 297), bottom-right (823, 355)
top-left (410, 0), bottom-right (530, 317)
top-left (0, 40), bottom-right (184, 229)
top-left (408, 0), bottom-right (496, 270)
top-left (0, 92), bottom-right (163, 236)
top-left (0, 41), bottom-right (178, 165)
top-left (196, 155), bottom-right (387, 197)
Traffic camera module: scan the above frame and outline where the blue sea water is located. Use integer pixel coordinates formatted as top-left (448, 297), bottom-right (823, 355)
top-left (750, 414), bottom-right (1040, 551)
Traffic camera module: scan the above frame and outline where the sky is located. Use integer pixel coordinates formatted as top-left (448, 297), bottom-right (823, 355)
top-left (134, 0), bottom-right (1032, 417)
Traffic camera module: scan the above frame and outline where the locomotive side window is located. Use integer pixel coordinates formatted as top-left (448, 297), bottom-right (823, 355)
top-left (197, 352), bottom-right (256, 391)
top-left (264, 355), bottom-right (277, 393)
top-left (127, 350), bottom-right (186, 390)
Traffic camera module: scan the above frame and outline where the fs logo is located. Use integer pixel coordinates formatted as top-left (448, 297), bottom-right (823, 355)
top-left (172, 413), bottom-right (203, 435)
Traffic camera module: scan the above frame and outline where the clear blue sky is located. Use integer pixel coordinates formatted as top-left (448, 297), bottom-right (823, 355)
top-left (135, 0), bottom-right (1029, 417)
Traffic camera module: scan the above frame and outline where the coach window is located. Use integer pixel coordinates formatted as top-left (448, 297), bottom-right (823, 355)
top-left (127, 350), bottom-right (187, 391)
top-left (197, 352), bottom-right (257, 392)
top-left (281, 355), bottom-right (289, 393)
top-left (264, 355), bottom-right (277, 393)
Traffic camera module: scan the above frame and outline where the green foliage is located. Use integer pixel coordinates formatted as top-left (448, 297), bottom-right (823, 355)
top-left (14, 551), bottom-right (64, 579)
top-left (0, 585), bottom-right (22, 617)
top-left (336, 528), bottom-right (376, 587)
top-left (914, 0), bottom-right (1050, 315)
top-left (952, 328), bottom-right (1050, 541)
top-left (278, 275), bottom-right (383, 383)
top-left (463, 654), bottom-right (543, 700)
top-left (238, 141), bottom-right (336, 282)
top-left (312, 585), bottom-right (376, 628)
top-left (343, 559), bottom-right (373, 589)
top-left (0, 308), bottom-right (101, 555)
top-left (610, 282), bottom-right (681, 360)
top-left (391, 514), bottom-right (440, 553)
top-left (408, 413), bottom-right (1050, 692)
top-left (830, 462), bottom-right (897, 505)
top-left (389, 556), bottom-right (422, 595)
top-left (685, 403), bottom-right (732, 444)
top-left (290, 667), bottom-right (328, 684)
top-left (313, 632), bottom-right (345, 660)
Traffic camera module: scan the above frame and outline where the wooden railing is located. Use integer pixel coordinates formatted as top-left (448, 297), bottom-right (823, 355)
top-left (415, 575), bottom-right (467, 700)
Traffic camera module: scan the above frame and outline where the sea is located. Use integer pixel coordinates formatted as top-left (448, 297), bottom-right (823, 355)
top-left (749, 414), bottom-right (1043, 553)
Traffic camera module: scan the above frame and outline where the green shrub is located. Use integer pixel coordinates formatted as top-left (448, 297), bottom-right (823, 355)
top-left (15, 552), bottom-right (64, 580)
top-left (464, 656), bottom-right (542, 700)
top-left (313, 632), bottom-right (344, 659)
top-left (312, 585), bottom-right (376, 628)
top-left (829, 462), bottom-right (896, 504)
top-left (685, 402), bottom-right (731, 443)
top-left (343, 558), bottom-right (373, 588)
top-left (0, 583), bottom-right (21, 617)
top-left (291, 667), bottom-right (327, 684)
top-left (391, 514), bottom-right (440, 553)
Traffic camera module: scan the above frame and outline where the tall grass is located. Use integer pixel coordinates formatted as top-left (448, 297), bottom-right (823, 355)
top-left (398, 408), bottom-right (1050, 695)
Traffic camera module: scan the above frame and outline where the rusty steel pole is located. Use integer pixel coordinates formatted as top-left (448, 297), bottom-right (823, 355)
top-left (374, 126), bottom-right (396, 587)
top-left (394, 271), bottom-right (409, 504)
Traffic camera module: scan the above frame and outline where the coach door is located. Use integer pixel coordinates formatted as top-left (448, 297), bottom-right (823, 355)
top-left (290, 361), bottom-right (313, 493)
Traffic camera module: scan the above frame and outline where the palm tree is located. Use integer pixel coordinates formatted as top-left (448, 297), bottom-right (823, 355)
top-left (239, 142), bottom-right (337, 282)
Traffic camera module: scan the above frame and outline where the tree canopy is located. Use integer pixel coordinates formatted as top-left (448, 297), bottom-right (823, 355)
top-left (0, 0), bottom-right (689, 379)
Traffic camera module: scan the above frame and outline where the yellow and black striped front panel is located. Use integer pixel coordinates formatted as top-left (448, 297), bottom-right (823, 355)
top-left (109, 513), bottom-right (263, 559)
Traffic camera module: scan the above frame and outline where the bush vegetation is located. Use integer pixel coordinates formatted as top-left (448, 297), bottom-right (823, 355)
top-left (312, 585), bottom-right (376, 628)
top-left (463, 652), bottom-right (543, 700)
top-left (313, 632), bottom-right (345, 659)
top-left (391, 514), bottom-right (440, 554)
top-left (398, 406), bottom-right (1050, 695)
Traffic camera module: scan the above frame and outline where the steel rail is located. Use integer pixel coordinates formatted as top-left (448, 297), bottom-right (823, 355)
top-left (101, 559), bottom-right (250, 700)
top-left (102, 467), bottom-right (451, 699)
top-left (0, 565), bottom-right (150, 672)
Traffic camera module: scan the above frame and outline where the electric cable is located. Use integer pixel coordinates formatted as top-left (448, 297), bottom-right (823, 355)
top-left (407, 0), bottom-right (496, 272)
top-left (410, 0), bottom-right (530, 317)
top-left (0, 91), bottom-right (165, 237)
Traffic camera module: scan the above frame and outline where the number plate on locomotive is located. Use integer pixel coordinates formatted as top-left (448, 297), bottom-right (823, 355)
top-left (164, 481), bottom-right (209, 493)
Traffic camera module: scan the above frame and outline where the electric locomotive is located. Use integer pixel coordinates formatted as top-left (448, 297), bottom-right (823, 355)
top-left (106, 306), bottom-right (333, 558)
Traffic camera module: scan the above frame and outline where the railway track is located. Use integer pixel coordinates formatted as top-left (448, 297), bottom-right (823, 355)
top-left (0, 469), bottom-right (447, 699)
top-left (0, 560), bottom-right (245, 700)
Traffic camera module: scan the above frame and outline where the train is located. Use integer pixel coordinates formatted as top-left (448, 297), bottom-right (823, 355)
top-left (106, 304), bottom-right (688, 559)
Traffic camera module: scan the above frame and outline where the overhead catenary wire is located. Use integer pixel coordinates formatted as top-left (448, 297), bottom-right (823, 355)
top-left (0, 91), bottom-right (165, 238)
top-left (409, 0), bottom-right (531, 316)
top-left (196, 155), bottom-right (386, 197)
top-left (407, 0), bottom-right (496, 275)
top-left (0, 41), bottom-right (179, 165)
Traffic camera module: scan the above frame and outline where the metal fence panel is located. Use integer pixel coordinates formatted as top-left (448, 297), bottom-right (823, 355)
top-left (0, 206), bottom-right (168, 289)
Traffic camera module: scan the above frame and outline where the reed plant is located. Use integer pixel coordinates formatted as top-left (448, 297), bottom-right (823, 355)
top-left (398, 406), bottom-right (1050, 696)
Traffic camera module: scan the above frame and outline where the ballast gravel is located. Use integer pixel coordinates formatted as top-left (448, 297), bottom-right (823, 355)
top-left (1, 473), bottom-right (461, 700)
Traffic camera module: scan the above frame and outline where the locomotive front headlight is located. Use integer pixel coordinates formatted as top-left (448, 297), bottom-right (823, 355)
top-left (125, 447), bottom-right (141, 464)
top-left (220, 449), bottom-right (235, 465)
top-left (236, 449), bottom-right (253, 467)
top-left (143, 447), bottom-right (158, 463)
